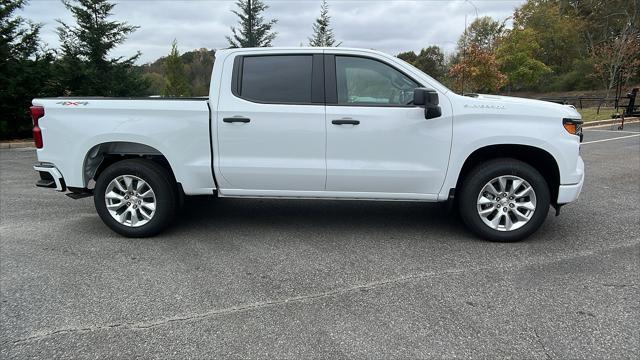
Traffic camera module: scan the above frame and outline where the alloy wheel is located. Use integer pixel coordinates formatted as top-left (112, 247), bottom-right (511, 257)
top-left (476, 175), bottom-right (537, 232)
top-left (104, 175), bottom-right (156, 227)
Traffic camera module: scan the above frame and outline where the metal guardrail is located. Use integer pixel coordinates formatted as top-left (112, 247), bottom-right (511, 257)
top-left (539, 88), bottom-right (639, 117)
top-left (538, 96), bottom-right (616, 114)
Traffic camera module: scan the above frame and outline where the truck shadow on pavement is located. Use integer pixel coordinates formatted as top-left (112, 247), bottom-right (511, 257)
top-left (67, 195), bottom-right (559, 245)
top-left (165, 196), bottom-right (473, 241)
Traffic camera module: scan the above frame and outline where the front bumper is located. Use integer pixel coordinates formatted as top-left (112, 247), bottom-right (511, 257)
top-left (33, 163), bottom-right (66, 191)
top-left (557, 156), bottom-right (584, 204)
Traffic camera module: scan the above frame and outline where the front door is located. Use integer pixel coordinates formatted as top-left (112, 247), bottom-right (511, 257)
top-left (325, 55), bottom-right (452, 196)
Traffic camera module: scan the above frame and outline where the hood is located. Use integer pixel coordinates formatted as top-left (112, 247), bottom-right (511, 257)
top-left (468, 94), bottom-right (582, 119)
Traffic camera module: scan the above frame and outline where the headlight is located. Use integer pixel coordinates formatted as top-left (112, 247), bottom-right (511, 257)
top-left (563, 118), bottom-right (583, 142)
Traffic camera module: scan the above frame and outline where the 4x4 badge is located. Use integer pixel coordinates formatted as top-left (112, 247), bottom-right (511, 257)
top-left (56, 101), bottom-right (88, 106)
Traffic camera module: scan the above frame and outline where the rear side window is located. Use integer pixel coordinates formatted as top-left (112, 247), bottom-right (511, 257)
top-left (240, 55), bottom-right (313, 103)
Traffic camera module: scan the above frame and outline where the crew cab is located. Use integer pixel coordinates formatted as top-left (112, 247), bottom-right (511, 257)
top-left (31, 47), bottom-right (584, 241)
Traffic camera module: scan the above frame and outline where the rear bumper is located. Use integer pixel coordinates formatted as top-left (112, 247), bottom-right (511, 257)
top-left (557, 156), bottom-right (584, 204)
top-left (33, 163), bottom-right (66, 191)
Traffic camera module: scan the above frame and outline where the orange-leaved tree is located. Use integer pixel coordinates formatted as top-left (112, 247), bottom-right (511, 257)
top-left (449, 44), bottom-right (506, 94)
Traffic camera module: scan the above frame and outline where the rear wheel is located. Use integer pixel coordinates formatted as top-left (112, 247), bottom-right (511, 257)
top-left (459, 159), bottom-right (550, 242)
top-left (94, 159), bottom-right (177, 237)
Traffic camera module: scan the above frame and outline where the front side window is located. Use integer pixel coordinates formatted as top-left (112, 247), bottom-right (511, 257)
top-left (240, 55), bottom-right (313, 103)
top-left (336, 56), bottom-right (419, 106)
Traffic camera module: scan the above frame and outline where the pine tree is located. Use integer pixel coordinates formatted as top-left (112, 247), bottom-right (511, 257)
top-left (163, 39), bottom-right (190, 97)
top-left (0, 0), bottom-right (56, 139)
top-left (308, 0), bottom-right (340, 47)
top-left (226, 0), bottom-right (277, 48)
top-left (56, 0), bottom-right (148, 96)
top-left (1, 0), bottom-right (40, 61)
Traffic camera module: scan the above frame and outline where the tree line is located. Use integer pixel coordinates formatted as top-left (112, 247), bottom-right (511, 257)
top-left (1, 0), bottom-right (639, 139)
top-left (400, 0), bottom-right (639, 96)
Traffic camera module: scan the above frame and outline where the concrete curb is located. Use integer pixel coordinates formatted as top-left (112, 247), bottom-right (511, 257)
top-left (0, 141), bottom-right (35, 149)
top-left (583, 117), bottom-right (638, 128)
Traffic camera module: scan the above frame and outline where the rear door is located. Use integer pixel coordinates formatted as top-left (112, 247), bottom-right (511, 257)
top-left (216, 52), bottom-right (326, 191)
top-left (324, 54), bottom-right (452, 196)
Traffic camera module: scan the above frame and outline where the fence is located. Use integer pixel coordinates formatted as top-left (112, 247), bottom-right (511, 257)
top-left (540, 88), bottom-right (639, 117)
top-left (538, 96), bottom-right (616, 114)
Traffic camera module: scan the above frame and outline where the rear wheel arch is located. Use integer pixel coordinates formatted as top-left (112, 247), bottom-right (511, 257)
top-left (82, 141), bottom-right (179, 190)
top-left (454, 144), bottom-right (560, 204)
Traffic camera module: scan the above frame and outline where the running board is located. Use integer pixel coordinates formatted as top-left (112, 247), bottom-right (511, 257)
top-left (66, 192), bottom-right (93, 200)
top-left (66, 187), bottom-right (94, 199)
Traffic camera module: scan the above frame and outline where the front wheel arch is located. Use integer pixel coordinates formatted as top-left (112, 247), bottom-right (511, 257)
top-left (454, 144), bottom-right (560, 205)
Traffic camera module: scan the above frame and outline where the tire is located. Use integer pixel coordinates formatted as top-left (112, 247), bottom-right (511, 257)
top-left (94, 158), bottom-right (177, 237)
top-left (458, 158), bottom-right (550, 242)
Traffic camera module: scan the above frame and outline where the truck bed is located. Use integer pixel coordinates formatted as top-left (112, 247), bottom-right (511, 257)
top-left (32, 97), bottom-right (215, 195)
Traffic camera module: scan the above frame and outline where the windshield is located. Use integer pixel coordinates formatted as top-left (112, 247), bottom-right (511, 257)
top-left (393, 57), bottom-right (452, 95)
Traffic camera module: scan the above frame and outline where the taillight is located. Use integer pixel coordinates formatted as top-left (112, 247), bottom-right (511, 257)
top-left (30, 106), bottom-right (44, 148)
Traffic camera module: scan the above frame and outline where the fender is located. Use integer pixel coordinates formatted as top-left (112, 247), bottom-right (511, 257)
top-left (438, 122), bottom-right (571, 201)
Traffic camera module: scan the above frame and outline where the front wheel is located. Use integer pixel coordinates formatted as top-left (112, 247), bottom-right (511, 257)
top-left (459, 159), bottom-right (550, 242)
top-left (94, 159), bottom-right (177, 237)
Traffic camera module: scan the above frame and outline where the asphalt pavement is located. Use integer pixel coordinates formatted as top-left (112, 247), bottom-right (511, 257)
top-left (1, 123), bottom-right (638, 358)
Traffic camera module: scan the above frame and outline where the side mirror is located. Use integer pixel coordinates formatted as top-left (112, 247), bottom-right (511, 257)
top-left (414, 88), bottom-right (442, 119)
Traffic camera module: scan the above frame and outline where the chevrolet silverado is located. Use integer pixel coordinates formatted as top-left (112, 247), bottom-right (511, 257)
top-left (31, 47), bottom-right (584, 241)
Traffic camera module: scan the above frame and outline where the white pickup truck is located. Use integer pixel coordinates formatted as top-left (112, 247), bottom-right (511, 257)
top-left (31, 47), bottom-right (584, 241)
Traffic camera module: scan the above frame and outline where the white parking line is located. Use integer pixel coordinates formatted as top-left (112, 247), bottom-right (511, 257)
top-left (584, 129), bottom-right (640, 134)
top-left (582, 134), bottom-right (640, 145)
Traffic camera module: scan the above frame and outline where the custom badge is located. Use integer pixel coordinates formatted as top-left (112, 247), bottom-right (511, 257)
top-left (464, 104), bottom-right (506, 110)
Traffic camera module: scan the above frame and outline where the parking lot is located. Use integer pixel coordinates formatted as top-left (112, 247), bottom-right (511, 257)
top-left (1, 123), bottom-right (638, 358)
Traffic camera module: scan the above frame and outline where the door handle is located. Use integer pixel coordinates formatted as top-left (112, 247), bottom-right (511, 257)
top-left (332, 119), bottom-right (360, 125)
top-left (223, 117), bottom-right (251, 123)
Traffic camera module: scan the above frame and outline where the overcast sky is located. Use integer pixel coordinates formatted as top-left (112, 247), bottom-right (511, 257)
top-left (19, 0), bottom-right (525, 64)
